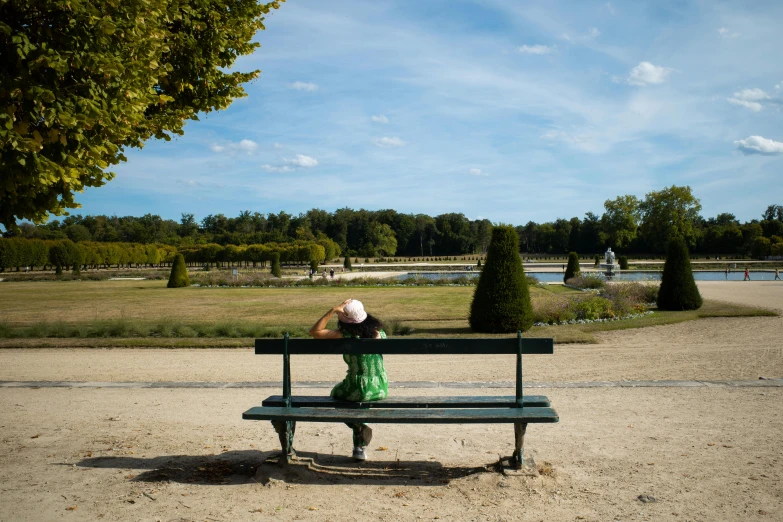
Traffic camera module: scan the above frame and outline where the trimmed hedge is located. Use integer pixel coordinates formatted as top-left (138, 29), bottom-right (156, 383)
top-left (618, 256), bottom-right (629, 270)
top-left (469, 225), bottom-right (533, 333)
top-left (167, 254), bottom-right (190, 288)
top-left (343, 256), bottom-right (352, 271)
top-left (271, 253), bottom-right (282, 278)
top-left (657, 237), bottom-right (702, 310)
top-left (564, 252), bottom-right (580, 282)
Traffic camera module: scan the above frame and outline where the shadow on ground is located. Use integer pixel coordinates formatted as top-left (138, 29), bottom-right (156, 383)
top-left (75, 450), bottom-right (498, 486)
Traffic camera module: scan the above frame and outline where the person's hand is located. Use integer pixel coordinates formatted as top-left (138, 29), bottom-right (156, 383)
top-left (333, 298), bottom-right (352, 314)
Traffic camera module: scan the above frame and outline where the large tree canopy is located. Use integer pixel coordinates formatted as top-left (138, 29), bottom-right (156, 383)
top-left (638, 185), bottom-right (702, 251)
top-left (0, 0), bottom-right (283, 230)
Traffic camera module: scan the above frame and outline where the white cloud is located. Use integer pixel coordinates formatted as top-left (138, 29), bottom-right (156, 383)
top-left (469, 168), bottom-right (489, 176)
top-left (261, 164), bottom-right (293, 173)
top-left (605, 2), bottom-right (615, 15)
top-left (287, 154), bottom-right (319, 168)
top-left (261, 153), bottom-right (318, 172)
top-left (776, 82), bottom-right (782, 90)
top-left (289, 81), bottom-right (318, 92)
top-left (371, 114), bottom-right (389, 123)
top-left (727, 88), bottom-right (780, 111)
top-left (734, 136), bottom-right (783, 155)
top-left (374, 136), bottom-right (406, 148)
top-left (177, 179), bottom-right (202, 187)
top-left (718, 27), bottom-right (740, 39)
top-left (517, 44), bottom-right (555, 55)
top-left (238, 139), bottom-right (258, 153)
top-left (627, 62), bottom-right (672, 86)
top-left (210, 139), bottom-right (258, 155)
top-left (588, 27), bottom-right (601, 38)
top-left (727, 98), bottom-right (762, 111)
top-left (273, 142), bottom-right (284, 149)
top-left (733, 88), bottom-right (770, 101)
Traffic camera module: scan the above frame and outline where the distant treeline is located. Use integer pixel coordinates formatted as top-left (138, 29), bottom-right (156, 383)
top-left (4, 186), bottom-right (783, 258)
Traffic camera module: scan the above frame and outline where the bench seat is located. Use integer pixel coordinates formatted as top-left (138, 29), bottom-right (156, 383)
top-left (261, 394), bottom-right (551, 408)
top-left (243, 406), bottom-right (559, 424)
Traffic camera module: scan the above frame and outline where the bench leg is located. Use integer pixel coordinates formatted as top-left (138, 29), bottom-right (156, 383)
top-left (511, 422), bottom-right (527, 469)
top-left (271, 420), bottom-right (296, 462)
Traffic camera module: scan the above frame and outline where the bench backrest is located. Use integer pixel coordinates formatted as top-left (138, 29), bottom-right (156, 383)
top-left (256, 332), bottom-right (553, 408)
top-left (255, 336), bottom-right (553, 355)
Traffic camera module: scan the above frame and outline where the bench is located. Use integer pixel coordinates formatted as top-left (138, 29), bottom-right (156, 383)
top-left (243, 332), bottom-right (558, 469)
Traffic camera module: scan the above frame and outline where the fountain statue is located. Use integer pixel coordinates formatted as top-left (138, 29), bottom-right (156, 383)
top-left (600, 247), bottom-right (618, 278)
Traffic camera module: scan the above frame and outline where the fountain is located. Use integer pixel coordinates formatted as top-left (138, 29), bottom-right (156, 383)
top-left (600, 247), bottom-right (619, 278)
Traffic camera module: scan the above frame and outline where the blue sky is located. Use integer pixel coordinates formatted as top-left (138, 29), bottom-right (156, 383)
top-left (74, 0), bottom-right (783, 225)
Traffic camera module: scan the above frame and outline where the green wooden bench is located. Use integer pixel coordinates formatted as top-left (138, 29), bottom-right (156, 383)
top-left (243, 332), bottom-right (558, 469)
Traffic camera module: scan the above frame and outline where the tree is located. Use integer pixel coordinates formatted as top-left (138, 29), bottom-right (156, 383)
top-left (657, 237), bottom-right (702, 311)
top-left (750, 237), bottom-right (771, 259)
top-left (0, 0), bottom-right (283, 230)
top-left (762, 204), bottom-right (782, 222)
top-left (68, 241), bottom-right (86, 274)
top-left (638, 185), bottom-right (702, 252)
top-left (48, 240), bottom-right (79, 275)
top-left (469, 226), bottom-right (533, 333)
top-left (601, 195), bottom-right (640, 249)
top-left (343, 255), bottom-right (352, 271)
top-left (0, 238), bottom-right (17, 272)
top-left (564, 252), bottom-right (580, 282)
top-left (167, 254), bottom-right (190, 288)
top-left (368, 222), bottom-right (397, 257)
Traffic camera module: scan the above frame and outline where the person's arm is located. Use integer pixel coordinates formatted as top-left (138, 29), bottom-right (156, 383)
top-left (309, 299), bottom-right (351, 339)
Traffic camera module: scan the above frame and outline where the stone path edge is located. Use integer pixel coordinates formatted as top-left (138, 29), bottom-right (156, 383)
top-left (0, 379), bottom-right (781, 389)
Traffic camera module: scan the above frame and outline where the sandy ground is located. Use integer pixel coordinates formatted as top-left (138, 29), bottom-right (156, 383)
top-left (1, 281), bottom-right (782, 521)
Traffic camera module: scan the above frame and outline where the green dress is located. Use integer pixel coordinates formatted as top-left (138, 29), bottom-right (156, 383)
top-left (330, 330), bottom-right (389, 402)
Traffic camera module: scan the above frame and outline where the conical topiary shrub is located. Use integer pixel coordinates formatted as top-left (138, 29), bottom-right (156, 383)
top-left (271, 252), bottom-right (282, 278)
top-left (469, 225), bottom-right (533, 333)
top-left (618, 256), bottom-right (629, 270)
top-left (657, 237), bottom-right (702, 310)
top-left (564, 252), bottom-right (580, 282)
top-left (343, 256), bottom-right (352, 271)
top-left (167, 254), bottom-right (190, 288)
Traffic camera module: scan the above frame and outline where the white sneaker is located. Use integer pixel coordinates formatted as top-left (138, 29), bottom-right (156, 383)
top-left (352, 446), bottom-right (367, 461)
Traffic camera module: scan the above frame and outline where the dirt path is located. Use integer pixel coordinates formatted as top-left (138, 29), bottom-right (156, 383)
top-left (0, 281), bottom-right (781, 521)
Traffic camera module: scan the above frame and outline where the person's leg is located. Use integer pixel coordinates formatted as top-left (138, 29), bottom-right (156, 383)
top-left (345, 423), bottom-right (373, 460)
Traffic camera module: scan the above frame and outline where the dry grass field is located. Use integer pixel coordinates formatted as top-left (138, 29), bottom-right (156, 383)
top-left (0, 280), bottom-right (775, 347)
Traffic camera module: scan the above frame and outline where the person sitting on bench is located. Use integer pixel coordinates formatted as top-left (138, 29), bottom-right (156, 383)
top-left (308, 299), bottom-right (388, 461)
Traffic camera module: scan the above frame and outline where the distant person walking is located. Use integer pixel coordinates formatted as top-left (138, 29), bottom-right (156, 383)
top-left (743, 268), bottom-right (750, 281)
top-left (724, 267), bottom-right (728, 280)
top-left (330, 269), bottom-right (335, 279)
top-left (775, 268), bottom-right (780, 281)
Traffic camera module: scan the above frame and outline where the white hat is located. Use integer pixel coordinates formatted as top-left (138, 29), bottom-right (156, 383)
top-left (337, 299), bottom-right (368, 324)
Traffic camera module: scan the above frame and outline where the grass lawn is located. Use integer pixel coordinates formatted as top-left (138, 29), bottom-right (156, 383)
top-left (0, 280), bottom-right (775, 347)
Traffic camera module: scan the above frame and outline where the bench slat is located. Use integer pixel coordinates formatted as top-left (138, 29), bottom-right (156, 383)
top-left (261, 395), bottom-right (551, 408)
top-left (243, 406), bottom-right (559, 424)
top-left (255, 337), bottom-right (553, 355)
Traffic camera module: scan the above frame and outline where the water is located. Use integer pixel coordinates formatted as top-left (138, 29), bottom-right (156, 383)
top-left (395, 271), bottom-right (780, 282)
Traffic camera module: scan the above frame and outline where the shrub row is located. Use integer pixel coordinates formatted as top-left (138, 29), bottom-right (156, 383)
top-left (0, 237), bottom-right (177, 272)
